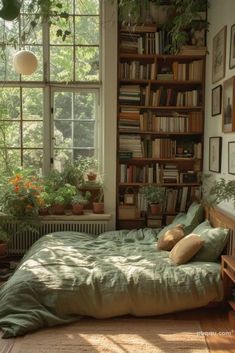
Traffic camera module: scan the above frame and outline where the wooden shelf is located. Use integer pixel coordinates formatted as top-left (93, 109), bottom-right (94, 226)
top-left (119, 79), bottom-right (202, 85)
top-left (119, 158), bottom-right (200, 162)
top-left (118, 182), bottom-right (200, 187)
top-left (118, 130), bottom-right (202, 135)
top-left (119, 105), bottom-right (203, 110)
top-left (119, 53), bottom-right (205, 60)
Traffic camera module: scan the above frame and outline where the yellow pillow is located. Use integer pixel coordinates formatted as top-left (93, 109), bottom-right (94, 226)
top-left (157, 224), bottom-right (185, 251)
top-left (169, 234), bottom-right (204, 265)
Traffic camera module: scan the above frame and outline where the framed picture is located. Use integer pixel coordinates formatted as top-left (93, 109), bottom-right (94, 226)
top-left (228, 141), bottom-right (235, 174)
top-left (212, 26), bottom-right (227, 83)
top-left (222, 76), bottom-right (235, 132)
top-left (209, 136), bottom-right (222, 173)
top-left (211, 85), bottom-right (222, 116)
top-left (229, 24), bottom-right (235, 69)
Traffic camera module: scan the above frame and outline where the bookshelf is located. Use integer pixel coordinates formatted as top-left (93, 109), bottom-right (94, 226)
top-left (117, 24), bottom-right (205, 230)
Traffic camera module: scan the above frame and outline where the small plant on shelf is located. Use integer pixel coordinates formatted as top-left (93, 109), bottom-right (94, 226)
top-left (140, 185), bottom-right (166, 214)
top-left (93, 186), bottom-right (104, 214)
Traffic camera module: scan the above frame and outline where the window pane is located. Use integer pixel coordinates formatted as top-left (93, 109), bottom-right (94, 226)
top-left (74, 121), bottom-right (95, 147)
top-left (54, 121), bottom-right (72, 147)
top-left (54, 149), bottom-right (73, 171)
top-left (23, 149), bottom-right (43, 171)
top-left (0, 88), bottom-right (20, 120)
top-left (54, 92), bottom-right (72, 120)
top-left (0, 149), bottom-right (21, 172)
top-left (75, 16), bottom-right (99, 45)
top-left (75, 0), bottom-right (99, 15)
top-left (75, 46), bottom-right (99, 81)
top-left (74, 92), bottom-right (96, 120)
top-left (0, 46), bottom-right (19, 81)
top-left (0, 122), bottom-right (20, 147)
top-left (50, 17), bottom-right (73, 45)
top-left (22, 88), bottom-right (43, 120)
top-left (74, 149), bottom-right (94, 159)
top-left (21, 14), bottom-right (42, 45)
top-left (23, 122), bottom-right (43, 148)
top-left (50, 46), bottom-right (73, 81)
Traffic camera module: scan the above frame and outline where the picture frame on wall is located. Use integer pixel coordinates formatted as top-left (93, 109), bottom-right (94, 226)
top-left (222, 76), bottom-right (235, 132)
top-left (228, 141), bottom-right (235, 174)
top-left (211, 85), bottom-right (222, 116)
top-left (229, 24), bottom-right (235, 69)
top-left (209, 137), bottom-right (222, 173)
top-left (212, 26), bottom-right (227, 83)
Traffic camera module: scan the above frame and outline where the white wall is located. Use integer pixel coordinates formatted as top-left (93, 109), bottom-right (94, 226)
top-left (204, 0), bottom-right (235, 215)
top-left (102, 0), bottom-right (117, 229)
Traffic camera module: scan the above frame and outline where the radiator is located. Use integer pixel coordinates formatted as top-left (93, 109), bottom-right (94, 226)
top-left (4, 215), bottom-right (110, 256)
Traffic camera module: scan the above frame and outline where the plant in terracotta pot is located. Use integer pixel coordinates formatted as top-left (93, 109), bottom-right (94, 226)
top-left (0, 225), bottom-right (10, 257)
top-left (71, 191), bottom-right (91, 215)
top-left (93, 187), bottom-right (104, 214)
top-left (49, 183), bottom-right (76, 215)
top-left (140, 185), bottom-right (166, 215)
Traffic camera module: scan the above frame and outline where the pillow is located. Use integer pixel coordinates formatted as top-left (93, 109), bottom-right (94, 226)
top-left (169, 234), bottom-right (204, 265)
top-left (192, 220), bottom-right (229, 262)
top-left (156, 224), bottom-right (185, 251)
top-left (157, 202), bottom-right (204, 239)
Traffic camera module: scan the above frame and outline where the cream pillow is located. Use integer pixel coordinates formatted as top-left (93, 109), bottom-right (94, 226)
top-left (169, 234), bottom-right (204, 265)
top-left (157, 224), bottom-right (185, 251)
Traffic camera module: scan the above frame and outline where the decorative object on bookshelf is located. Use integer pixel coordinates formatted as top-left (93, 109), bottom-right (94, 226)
top-left (211, 85), bottom-right (222, 116)
top-left (212, 26), bottom-right (227, 84)
top-left (228, 141), bottom-right (235, 175)
top-left (223, 76), bottom-right (235, 133)
top-left (140, 185), bottom-right (165, 215)
top-left (209, 136), bottom-right (222, 173)
top-left (229, 24), bottom-right (235, 69)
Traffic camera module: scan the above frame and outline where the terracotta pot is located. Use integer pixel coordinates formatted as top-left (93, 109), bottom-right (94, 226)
top-left (87, 173), bottom-right (97, 181)
top-left (0, 242), bottom-right (8, 257)
top-left (93, 202), bottom-right (104, 214)
top-left (51, 204), bottom-right (65, 215)
top-left (72, 203), bottom-right (84, 215)
top-left (39, 207), bottom-right (49, 216)
top-left (150, 203), bottom-right (161, 215)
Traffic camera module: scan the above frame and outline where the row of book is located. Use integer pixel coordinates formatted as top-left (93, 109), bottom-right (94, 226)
top-left (119, 61), bottom-right (155, 80)
top-left (120, 29), bottom-right (172, 55)
top-left (119, 59), bottom-right (204, 81)
top-left (120, 163), bottom-right (198, 184)
top-left (119, 134), bottom-right (202, 159)
top-left (119, 85), bottom-right (202, 107)
top-left (119, 110), bottom-right (203, 133)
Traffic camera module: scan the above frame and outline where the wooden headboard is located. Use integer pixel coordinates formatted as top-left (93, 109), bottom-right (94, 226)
top-left (206, 206), bottom-right (235, 256)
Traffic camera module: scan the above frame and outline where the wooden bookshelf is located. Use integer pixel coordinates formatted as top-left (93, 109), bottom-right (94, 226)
top-left (116, 23), bottom-right (205, 229)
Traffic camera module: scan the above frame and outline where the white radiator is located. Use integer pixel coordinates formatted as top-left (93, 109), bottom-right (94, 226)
top-left (4, 214), bottom-right (111, 256)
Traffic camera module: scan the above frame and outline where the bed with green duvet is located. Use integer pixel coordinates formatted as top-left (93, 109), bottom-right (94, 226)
top-left (0, 228), bottom-right (223, 338)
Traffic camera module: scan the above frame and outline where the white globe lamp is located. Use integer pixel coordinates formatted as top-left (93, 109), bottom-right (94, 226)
top-left (13, 50), bottom-right (38, 75)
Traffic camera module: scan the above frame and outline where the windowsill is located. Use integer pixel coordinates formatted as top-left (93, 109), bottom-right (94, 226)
top-left (0, 211), bottom-right (112, 222)
top-left (39, 211), bottom-right (112, 222)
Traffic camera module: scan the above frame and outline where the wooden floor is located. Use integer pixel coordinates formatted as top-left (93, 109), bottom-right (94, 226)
top-left (156, 305), bottom-right (235, 353)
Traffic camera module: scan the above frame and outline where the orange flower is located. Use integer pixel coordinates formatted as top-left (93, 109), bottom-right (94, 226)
top-left (14, 186), bottom-right (19, 192)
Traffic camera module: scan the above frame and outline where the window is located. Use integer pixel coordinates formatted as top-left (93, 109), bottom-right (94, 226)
top-left (0, 0), bottom-right (101, 174)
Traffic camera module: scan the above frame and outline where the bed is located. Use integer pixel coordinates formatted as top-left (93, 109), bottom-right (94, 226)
top-left (0, 203), bottom-right (233, 338)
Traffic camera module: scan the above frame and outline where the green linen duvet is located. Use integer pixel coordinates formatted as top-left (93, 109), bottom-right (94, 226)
top-left (0, 229), bottom-right (223, 338)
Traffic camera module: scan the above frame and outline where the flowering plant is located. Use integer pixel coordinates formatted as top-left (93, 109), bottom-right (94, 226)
top-left (0, 170), bottom-right (43, 219)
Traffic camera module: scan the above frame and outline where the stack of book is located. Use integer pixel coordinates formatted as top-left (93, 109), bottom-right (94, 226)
top-left (119, 134), bottom-right (142, 158)
top-left (119, 108), bottom-right (140, 132)
top-left (119, 85), bottom-right (141, 105)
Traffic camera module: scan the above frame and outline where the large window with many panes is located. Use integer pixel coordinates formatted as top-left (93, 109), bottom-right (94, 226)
top-left (0, 0), bottom-right (101, 174)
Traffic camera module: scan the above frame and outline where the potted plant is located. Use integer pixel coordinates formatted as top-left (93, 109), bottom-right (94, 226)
top-left (93, 187), bottom-right (104, 214)
top-left (0, 225), bottom-right (10, 257)
top-left (76, 156), bottom-right (99, 184)
top-left (140, 185), bottom-right (166, 214)
top-left (49, 184), bottom-right (76, 215)
top-left (71, 191), bottom-right (91, 215)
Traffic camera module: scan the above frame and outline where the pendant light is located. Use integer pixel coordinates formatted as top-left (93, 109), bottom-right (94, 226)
top-left (13, 49), bottom-right (38, 75)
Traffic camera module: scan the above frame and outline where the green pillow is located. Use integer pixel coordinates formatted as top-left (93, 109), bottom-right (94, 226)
top-left (192, 220), bottom-right (229, 262)
top-left (157, 202), bottom-right (204, 239)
